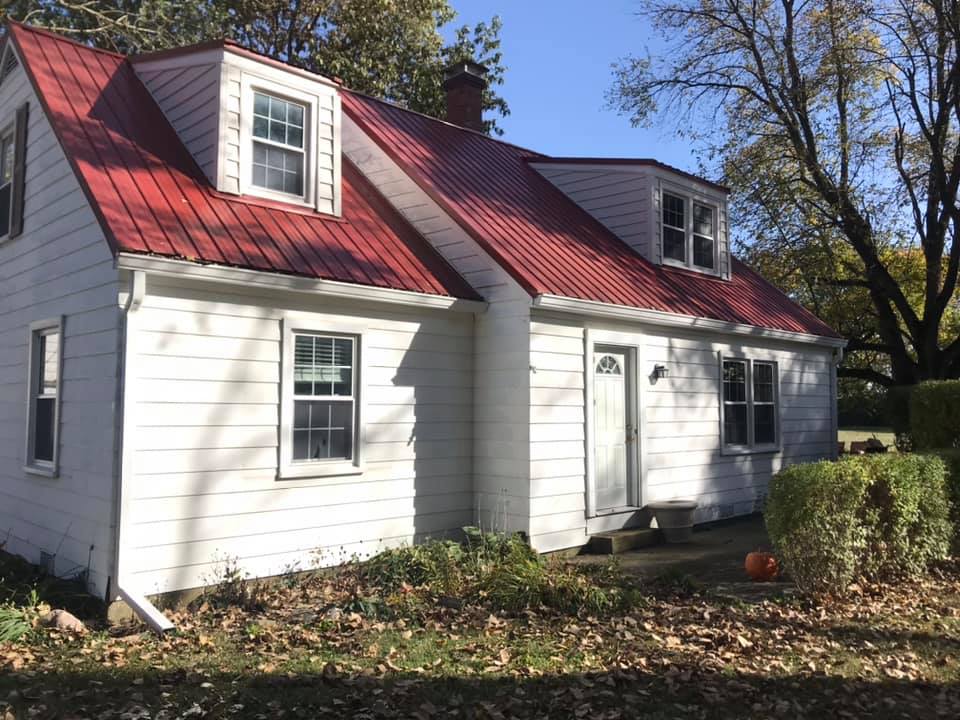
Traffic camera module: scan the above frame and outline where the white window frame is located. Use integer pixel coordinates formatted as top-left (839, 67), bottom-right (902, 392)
top-left (719, 354), bottom-right (781, 455)
top-left (24, 317), bottom-right (63, 477)
top-left (659, 182), bottom-right (722, 276)
top-left (239, 76), bottom-right (317, 209)
top-left (279, 317), bottom-right (365, 480)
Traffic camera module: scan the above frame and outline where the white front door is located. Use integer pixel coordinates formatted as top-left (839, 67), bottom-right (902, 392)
top-left (593, 348), bottom-right (631, 511)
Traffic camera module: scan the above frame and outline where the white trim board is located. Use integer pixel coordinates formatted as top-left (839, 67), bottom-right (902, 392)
top-left (115, 254), bottom-right (487, 314)
top-left (532, 294), bottom-right (846, 349)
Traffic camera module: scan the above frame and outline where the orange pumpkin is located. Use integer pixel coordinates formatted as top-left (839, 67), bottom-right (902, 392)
top-left (744, 551), bottom-right (779, 582)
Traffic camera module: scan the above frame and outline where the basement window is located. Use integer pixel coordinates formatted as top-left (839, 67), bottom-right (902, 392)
top-left (720, 357), bottom-right (779, 454)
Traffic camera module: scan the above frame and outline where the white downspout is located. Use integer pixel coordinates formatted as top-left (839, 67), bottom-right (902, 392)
top-left (115, 270), bottom-right (174, 634)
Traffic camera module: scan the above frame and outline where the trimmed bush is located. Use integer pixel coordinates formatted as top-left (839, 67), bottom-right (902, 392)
top-left (929, 448), bottom-right (960, 552)
top-left (910, 380), bottom-right (960, 450)
top-left (766, 454), bottom-right (951, 596)
top-left (766, 460), bottom-right (870, 595)
top-left (859, 454), bottom-right (951, 577)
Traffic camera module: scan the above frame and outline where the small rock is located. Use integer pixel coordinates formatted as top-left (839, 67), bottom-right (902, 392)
top-left (43, 609), bottom-right (86, 633)
top-left (323, 607), bottom-right (343, 622)
top-left (439, 596), bottom-right (463, 610)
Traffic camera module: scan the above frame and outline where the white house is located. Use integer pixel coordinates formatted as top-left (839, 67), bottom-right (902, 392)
top-left (0, 23), bottom-right (844, 623)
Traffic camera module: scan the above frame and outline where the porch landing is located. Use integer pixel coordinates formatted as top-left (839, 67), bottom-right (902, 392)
top-left (575, 514), bottom-right (792, 601)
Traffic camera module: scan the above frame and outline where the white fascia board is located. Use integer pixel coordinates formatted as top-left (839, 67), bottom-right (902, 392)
top-left (532, 294), bottom-right (846, 349)
top-left (116, 254), bottom-right (487, 313)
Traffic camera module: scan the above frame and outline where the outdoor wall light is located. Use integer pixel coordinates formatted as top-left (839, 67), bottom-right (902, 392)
top-left (652, 364), bottom-right (669, 380)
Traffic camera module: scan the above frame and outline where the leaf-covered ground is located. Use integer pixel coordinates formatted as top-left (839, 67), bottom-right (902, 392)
top-left (2, 559), bottom-right (960, 719)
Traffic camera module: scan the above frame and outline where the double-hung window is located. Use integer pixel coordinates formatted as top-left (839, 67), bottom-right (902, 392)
top-left (660, 190), bottom-right (718, 272)
top-left (26, 319), bottom-right (62, 475)
top-left (251, 91), bottom-right (306, 198)
top-left (279, 328), bottom-right (364, 479)
top-left (721, 358), bottom-right (779, 452)
top-left (0, 128), bottom-right (14, 237)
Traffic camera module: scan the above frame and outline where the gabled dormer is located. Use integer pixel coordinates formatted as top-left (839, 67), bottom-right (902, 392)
top-left (132, 42), bottom-right (342, 216)
top-left (530, 159), bottom-right (731, 279)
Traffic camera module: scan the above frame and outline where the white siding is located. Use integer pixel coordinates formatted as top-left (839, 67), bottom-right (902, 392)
top-left (534, 167), bottom-right (653, 260)
top-left (136, 63), bottom-right (220, 185)
top-left (124, 277), bottom-right (476, 593)
top-left (0, 58), bottom-right (120, 597)
top-left (342, 115), bottom-right (534, 536)
top-left (533, 164), bottom-right (732, 279)
top-left (526, 311), bottom-right (836, 551)
top-left (133, 49), bottom-right (341, 215)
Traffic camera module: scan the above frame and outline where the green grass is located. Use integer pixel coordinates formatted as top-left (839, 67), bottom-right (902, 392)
top-left (838, 426), bottom-right (896, 449)
top-left (3, 544), bottom-right (960, 719)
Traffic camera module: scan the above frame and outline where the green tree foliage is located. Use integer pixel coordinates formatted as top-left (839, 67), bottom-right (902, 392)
top-left (609, 0), bottom-right (960, 385)
top-left (1, 0), bottom-right (509, 134)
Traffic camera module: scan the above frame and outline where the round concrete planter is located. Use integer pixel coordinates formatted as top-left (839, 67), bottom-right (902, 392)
top-left (647, 500), bottom-right (698, 544)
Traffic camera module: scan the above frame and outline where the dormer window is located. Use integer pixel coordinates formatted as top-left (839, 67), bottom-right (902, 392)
top-left (661, 190), bottom-right (718, 272)
top-left (252, 92), bottom-right (306, 198)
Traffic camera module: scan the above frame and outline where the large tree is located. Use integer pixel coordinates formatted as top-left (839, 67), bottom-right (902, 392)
top-left (609, 0), bottom-right (960, 385)
top-left (0, 0), bottom-right (508, 134)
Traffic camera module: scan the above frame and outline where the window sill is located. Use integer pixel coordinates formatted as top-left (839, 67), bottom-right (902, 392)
top-left (278, 462), bottom-right (364, 481)
top-left (23, 464), bottom-right (58, 478)
top-left (662, 256), bottom-right (721, 277)
top-left (720, 445), bottom-right (781, 457)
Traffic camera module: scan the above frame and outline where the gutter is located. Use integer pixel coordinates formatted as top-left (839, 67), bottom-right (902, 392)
top-left (116, 254), bottom-right (487, 314)
top-left (114, 270), bottom-right (174, 634)
top-left (531, 294), bottom-right (847, 349)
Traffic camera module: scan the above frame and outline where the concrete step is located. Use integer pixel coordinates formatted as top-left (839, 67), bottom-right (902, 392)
top-left (588, 528), bottom-right (661, 555)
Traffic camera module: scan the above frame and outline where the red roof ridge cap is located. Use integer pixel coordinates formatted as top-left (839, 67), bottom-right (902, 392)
top-left (6, 20), bottom-right (127, 58)
top-left (342, 88), bottom-right (547, 158)
top-left (130, 37), bottom-right (343, 86)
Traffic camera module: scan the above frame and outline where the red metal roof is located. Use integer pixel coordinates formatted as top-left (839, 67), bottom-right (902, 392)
top-left (8, 23), bottom-right (479, 301)
top-left (344, 92), bottom-right (839, 338)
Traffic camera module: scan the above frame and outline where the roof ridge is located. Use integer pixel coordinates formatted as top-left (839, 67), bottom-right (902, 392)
top-left (6, 20), bottom-right (126, 59)
top-left (342, 88), bottom-right (547, 158)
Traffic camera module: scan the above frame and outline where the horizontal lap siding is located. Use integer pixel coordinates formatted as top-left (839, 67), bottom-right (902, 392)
top-left (534, 168), bottom-right (653, 261)
top-left (642, 331), bottom-right (833, 521)
top-left (527, 312), bottom-right (836, 550)
top-left (127, 280), bottom-right (475, 593)
top-left (528, 321), bottom-right (586, 551)
top-left (0, 63), bottom-right (120, 597)
top-left (136, 63), bottom-right (220, 185)
top-left (342, 116), bottom-right (533, 535)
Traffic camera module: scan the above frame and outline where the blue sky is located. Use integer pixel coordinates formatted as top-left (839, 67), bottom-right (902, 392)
top-left (443, 0), bottom-right (695, 171)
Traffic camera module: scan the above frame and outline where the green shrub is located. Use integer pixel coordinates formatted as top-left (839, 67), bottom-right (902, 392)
top-left (0, 604), bottom-right (32, 642)
top-left (766, 459), bottom-right (870, 595)
top-left (766, 454), bottom-right (951, 596)
top-left (910, 380), bottom-right (960, 450)
top-left (859, 454), bottom-right (951, 577)
top-left (928, 448), bottom-right (960, 552)
top-left (356, 531), bottom-right (636, 616)
top-left (361, 539), bottom-right (468, 596)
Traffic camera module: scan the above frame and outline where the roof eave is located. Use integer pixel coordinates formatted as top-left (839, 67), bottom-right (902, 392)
top-left (116, 253), bottom-right (488, 313)
top-left (531, 294), bottom-right (846, 348)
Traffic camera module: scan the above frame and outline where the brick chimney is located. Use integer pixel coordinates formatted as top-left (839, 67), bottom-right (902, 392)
top-left (443, 60), bottom-right (488, 132)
